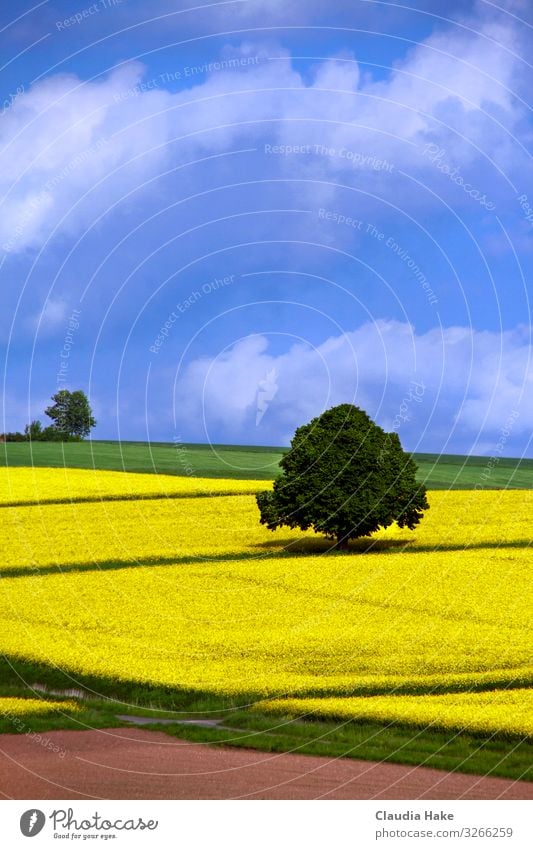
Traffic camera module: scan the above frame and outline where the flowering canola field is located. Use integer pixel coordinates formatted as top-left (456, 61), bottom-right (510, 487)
top-left (0, 697), bottom-right (79, 718)
top-left (259, 689), bottom-right (533, 738)
top-left (0, 468), bottom-right (531, 738)
top-left (0, 466), bottom-right (264, 506)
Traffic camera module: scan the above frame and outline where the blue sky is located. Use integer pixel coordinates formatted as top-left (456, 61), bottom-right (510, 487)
top-left (1, 0), bottom-right (532, 455)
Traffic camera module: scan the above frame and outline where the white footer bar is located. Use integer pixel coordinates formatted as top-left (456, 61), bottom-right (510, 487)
top-left (2, 799), bottom-right (531, 848)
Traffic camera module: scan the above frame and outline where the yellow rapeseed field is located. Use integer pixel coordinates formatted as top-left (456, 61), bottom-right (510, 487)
top-left (259, 689), bottom-right (533, 738)
top-left (0, 466), bottom-right (265, 506)
top-left (1, 494), bottom-right (282, 569)
top-left (0, 468), bottom-right (531, 737)
top-left (0, 697), bottom-right (79, 717)
top-left (2, 480), bottom-right (530, 571)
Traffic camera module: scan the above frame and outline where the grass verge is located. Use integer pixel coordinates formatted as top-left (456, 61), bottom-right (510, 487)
top-left (0, 659), bottom-right (530, 783)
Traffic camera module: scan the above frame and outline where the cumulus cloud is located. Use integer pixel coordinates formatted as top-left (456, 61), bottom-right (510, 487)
top-left (173, 321), bottom-right (533, 451)
top-left (0, 62), bottom-right (170, 254)
top-left (0, 3), bottom-right (529, 256)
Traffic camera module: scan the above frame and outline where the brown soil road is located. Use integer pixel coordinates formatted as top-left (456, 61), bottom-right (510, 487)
top-left (0, 728), bottom-right (531, 800)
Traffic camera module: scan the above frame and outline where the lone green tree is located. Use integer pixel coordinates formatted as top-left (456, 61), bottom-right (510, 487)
top-left (257, 404), bottom-right (429, 550)
top-left (44, 390), bottom-right (96, 439)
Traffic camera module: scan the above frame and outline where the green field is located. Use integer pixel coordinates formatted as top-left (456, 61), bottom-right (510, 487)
top-left (3, 440), bottom-right (533, 488)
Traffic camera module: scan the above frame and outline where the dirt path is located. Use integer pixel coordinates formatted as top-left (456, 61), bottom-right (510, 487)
top-left (0, 728), bottom-right (530, 800)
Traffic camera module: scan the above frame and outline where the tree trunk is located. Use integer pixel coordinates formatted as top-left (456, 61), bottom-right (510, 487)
top-left (335, 534), bottom-right (350, 551)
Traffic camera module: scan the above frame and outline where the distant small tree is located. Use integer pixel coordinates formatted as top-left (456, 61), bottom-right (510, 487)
top-left (44, 390), bottom-right (96, 440)
top-left (256, 403), bottom-right (429, 550)
top-left (24, 420), bottom-right (43, 441)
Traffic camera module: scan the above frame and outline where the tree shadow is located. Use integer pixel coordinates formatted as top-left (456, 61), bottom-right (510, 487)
top-left (0, 551), bottom-right (260, 580)
top-left (253, 537), bottom-right (532, 555)
top-left (2, 537), bottom-right (530, 582)
top-left (254, 537), bottom-right (414, 554)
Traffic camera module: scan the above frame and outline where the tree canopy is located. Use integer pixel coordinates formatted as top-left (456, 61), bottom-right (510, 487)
top-left (44, 390), bottom-right (96, 439)
top-left (256, 403), bottom-right (429, 549)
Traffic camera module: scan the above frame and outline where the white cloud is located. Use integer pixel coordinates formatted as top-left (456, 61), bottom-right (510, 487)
top-left (0, 5), bottom-right (528, 255)
top-left (173, 321), bottom-right (533, 450)
top-left (0, 62), bottom-right (170, 254)
top-left (33, 297), bottom-right (68, 331)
